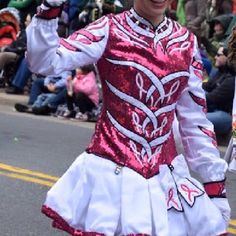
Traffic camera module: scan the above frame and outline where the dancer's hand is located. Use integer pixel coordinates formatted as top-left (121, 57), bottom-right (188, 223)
top-left (211, 198), bottom-right (231, 228)
top-left (36, 0), bottom-right (67, 20)
top-left (46, 0), bottom-right (67, 7)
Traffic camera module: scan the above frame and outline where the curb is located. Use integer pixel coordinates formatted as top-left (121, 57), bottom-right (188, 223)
top-left (0, 90), bottom-right (28, 107)
top-left (0, 91), bottom-right (229, 149)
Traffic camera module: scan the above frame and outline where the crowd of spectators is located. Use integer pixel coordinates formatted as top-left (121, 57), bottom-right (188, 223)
top-left (0, 0), bottom-right (236, 131)
top-left (0, 0), bottom-right (133, 121)
top-left (167, 0), bottom-right (236, 137)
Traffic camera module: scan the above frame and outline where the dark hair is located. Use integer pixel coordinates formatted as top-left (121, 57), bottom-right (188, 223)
top-left (223, 47), bottom-right (228, 56)
top-left (227, 25), bottom-right (236, 69)
top-left (81, 64), bottom-right (95, 74)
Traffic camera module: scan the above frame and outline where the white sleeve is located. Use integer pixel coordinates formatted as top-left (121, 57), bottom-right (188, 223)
top-left (176, 36), bottom-right (228, 182)
top-left (26, 16), bottom-right (109, 76)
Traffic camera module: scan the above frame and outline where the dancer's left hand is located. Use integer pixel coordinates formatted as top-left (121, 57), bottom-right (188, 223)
top-left (211, 198), bottom-right (231, 228)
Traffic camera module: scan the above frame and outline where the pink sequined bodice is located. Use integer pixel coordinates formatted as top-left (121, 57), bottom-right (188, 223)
top-left (87, 9), bottom-right (195, 178)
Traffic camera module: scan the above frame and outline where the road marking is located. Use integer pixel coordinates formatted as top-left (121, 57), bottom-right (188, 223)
top-left (229, 220), bottom-right (236, 235)
top-left (0, 163), bottom-right (58, 187)
top-left (1, 162), bottom-right (236, 235)
top-left (0, 170), bottom-right (55, 187)
top-left (230, 219), bottom-right (236, 226)
top-left (228, 228), bottom-right (236, 234)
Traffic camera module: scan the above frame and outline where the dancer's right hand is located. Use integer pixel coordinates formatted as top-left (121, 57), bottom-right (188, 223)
top-left (46, 0), bottom-right (67, 7)
top-left (36, 0), bottom-right (67, 20)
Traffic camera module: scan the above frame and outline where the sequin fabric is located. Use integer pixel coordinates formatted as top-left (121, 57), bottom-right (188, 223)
top-left (86, 9), bottom-right (195, 178)
top-left (42, 205), bottom-right (151, 235)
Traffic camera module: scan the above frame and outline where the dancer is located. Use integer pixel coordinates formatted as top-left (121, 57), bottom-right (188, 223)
top-left (26, 0), bottom-right (230, 235)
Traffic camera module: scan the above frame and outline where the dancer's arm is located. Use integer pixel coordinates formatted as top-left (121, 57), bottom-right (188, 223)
top-left (26, 0), bottom-right (109, 76)
top-left (176, 36), bottom-right (227, 188)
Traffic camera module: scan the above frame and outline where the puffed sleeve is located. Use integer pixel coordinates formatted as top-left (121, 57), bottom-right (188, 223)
top-left (26, 15), bottom-right (110, 76)
top-left (175, 36), bottom-right (228, 188)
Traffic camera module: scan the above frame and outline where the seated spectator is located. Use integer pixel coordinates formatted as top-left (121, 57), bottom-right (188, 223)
top-left (62, 64), bottom-right (99, 121)
top-left (184, 0), bottom-right (207, 36)
top-left (203, 46), bottom-right (235, 135)
top-left (15, 71), bottom-right (71, 115)
top-left (5, 56), bottom-right (32, 94)
top-left (0, 51), bottom-right (20, 87)
top-left (0, 12), bottom-right (32, 88)
top-left (5, 15), bottom-right (66, 93)
top-left (201, 14), bottom-right (233, 60)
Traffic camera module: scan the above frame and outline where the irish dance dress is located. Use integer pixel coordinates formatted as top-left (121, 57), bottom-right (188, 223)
top-left (27, 8), bottom-right (228, 236)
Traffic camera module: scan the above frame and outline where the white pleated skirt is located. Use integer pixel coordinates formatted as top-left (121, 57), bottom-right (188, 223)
top-left (42, 152), bottom-right (226, 236)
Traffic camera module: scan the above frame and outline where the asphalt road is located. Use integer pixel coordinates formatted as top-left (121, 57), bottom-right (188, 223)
top-left (0, 104), bottom-right (236, 235)
top-left (0, 105), bottom-right (94, 235)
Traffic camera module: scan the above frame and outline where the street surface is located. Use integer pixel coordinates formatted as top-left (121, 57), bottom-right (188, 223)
top-left (0, 104), bottom-right (94, 235)
top-left (0, 103), bottom-right (236, 235)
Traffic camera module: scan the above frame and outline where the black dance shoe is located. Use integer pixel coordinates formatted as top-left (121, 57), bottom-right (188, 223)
top-left (5, 86), bottom-right (24, 95)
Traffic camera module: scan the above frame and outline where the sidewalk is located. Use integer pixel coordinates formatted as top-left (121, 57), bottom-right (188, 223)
top-left (0, 88), bottom-right (28, 106)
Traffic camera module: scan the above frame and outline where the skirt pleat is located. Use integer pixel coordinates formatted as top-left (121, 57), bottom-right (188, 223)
top-left (42, 152), bottom-right (227, 236)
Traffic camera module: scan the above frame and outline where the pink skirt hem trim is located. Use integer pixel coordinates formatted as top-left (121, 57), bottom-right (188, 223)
top-left (41, 205), bottom-right (150, 236)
